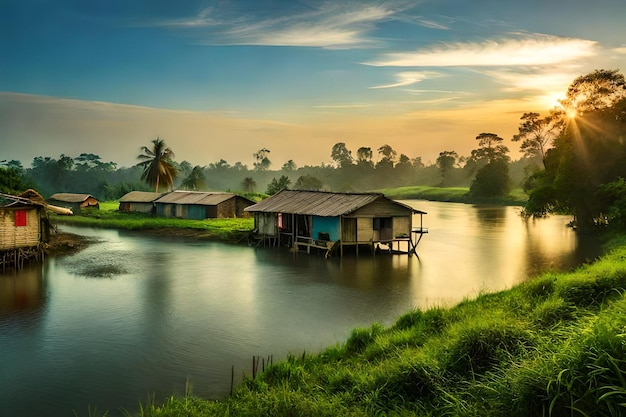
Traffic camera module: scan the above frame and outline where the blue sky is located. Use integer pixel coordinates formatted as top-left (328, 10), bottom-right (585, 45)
top-left (2, 0), bottom-right (626, 168)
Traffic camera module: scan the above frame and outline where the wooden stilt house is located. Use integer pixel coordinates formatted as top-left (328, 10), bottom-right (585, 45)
top-left (244, 190), bottom-right (427, 257)
top-left (1, 191), bottom-right (50, 270)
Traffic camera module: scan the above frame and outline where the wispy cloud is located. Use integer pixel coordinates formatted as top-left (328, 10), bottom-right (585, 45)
top-left (366, 34), bottom-right (597, 67)
top-left (149, 2), bottom-right (402, 48)
top-left (370, 71), bottom-right (444, 89)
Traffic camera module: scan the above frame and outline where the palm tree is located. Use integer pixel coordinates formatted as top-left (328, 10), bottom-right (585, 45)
top-left (136, 138), bottom-right (177, 192)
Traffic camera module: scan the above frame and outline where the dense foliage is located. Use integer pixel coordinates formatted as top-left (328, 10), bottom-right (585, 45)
top-left (523, 70), bottom-right (626, 230)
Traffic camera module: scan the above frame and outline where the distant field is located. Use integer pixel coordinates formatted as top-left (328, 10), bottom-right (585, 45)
top-left (377, 185), bottom-right (528, 206)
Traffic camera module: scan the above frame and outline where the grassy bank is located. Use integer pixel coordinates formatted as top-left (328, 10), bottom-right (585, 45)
top-left (99, 234), bottom-right (626, 417)
top-left (377, 186), bottom-right (528, 206)
top-left (52, 201), bottom-right (254, 243)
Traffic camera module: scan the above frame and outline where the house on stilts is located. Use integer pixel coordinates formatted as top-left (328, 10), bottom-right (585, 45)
top-left (0, 190), bottom-right (71, 271)
top-left (244, 190), bottom-right (427, 257)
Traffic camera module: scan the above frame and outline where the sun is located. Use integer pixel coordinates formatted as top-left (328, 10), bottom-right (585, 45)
top-left (565, 107), bottom-right (577, 119)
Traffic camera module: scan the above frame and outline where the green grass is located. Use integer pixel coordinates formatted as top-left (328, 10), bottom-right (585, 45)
top-left (52, 201), bottom-right (254, 242)
top-left (377, 185), bottom-right (529, 206)
top-left (88, 235), bottom-right (626, 417)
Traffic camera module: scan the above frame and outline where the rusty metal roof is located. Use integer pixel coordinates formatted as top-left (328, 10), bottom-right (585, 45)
top-left (244, 190), bottom-right (419, 216)
top-left (119, 191), bottom-right (166, 203)
top-left (154, 190), bottom-right (250, 206)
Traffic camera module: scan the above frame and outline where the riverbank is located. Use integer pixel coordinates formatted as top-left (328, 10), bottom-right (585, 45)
top-left (114, 232), bottom-right (625, 417)
top-left (50, 201), bottom-right (254, 244)
top-left (376, 185), bottom-right (529, 206)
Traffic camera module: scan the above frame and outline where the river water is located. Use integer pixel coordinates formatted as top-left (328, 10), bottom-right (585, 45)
top-left (0, 201), bottom-right (600, 417)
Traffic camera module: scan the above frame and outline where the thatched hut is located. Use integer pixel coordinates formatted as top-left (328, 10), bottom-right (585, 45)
top-left (48, 193), bottom-right (100, 212)
top-left (0, 190), bottom-right (52, 270)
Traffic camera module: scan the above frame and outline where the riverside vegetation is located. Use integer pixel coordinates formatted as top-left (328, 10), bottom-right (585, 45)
top-left (63, 197), bottom-right (626, 417)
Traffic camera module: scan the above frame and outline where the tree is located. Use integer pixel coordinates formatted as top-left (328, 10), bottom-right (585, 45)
top-left (331, 142), bottom-right (353, 168)
top-left (469, 158), bottom-right (511, 198)
top-left (436, 151), bottom-right (458, 186)
top-left (468, 133), bottom-right (511, 198)
top-left (356, 147), bottom-right (373, 166)
top-left (282, 160), bottom-right (297, 172)
top-left (512, 110), bottom-right (565, 168)
top-left (294, 174), bottom-right (323, 190)
top-left (560, 69), bottom-right (626, 115)
top-left (180, 166), bottom-right (206, 191)
top-left (253, 148), bottom-right (271, 171)
top-left (377, 144), bottom-right (397, 167)
top-left (136, 138), bottom-right (177, 192)
top-left (266, 175), bottom-right (291, 195)
top-left (241, 177), bottom-right (256, 193)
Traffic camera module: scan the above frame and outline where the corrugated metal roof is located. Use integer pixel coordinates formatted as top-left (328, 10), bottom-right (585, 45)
top-left (244, 190), bottom-right (417, 216)
top-left (154, 191), bottom-right (237, 206)
top-left (119, 191), bottom-right (166, 203)
top-left (49, 193), bottom-right (95, 203)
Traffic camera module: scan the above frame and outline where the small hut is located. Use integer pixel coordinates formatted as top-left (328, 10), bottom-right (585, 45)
top-left (48, 193), bottom-right (100, 212)
top-left (118, 191), bottom-right (165, 213)
top-left (154, 191), bottom-right (254, 219)
top-left (244, 190), bottom-right (427, 257)
top-left (0, 191), bottom-right (51, 270)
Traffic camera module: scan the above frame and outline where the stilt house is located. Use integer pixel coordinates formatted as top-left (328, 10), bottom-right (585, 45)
top-left (118, 191), bottom-right (165, 213)
top-left (0, 191), bottom-right (51, 270)
top-left (244, 190), bottom-right (427, 257)
top-left (154, 191), bottom-right (254, 219)
top-left (48, 193), bottom-right (100, 212)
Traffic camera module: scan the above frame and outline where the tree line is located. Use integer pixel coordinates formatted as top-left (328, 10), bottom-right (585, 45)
top-left (2, 69), bottom-right (625, 231)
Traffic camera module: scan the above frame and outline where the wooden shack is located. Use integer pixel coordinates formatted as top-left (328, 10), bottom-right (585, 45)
top-left (0, 192), bottom-right (49, 270)
top-left (154, 191), bottom-right (254, 219)
top-left (48, 193), bottom-right (100, 212)
top-left (118, 191), bottom-right (165, 213)
top-left (244, 190), bottom-right (427, 257)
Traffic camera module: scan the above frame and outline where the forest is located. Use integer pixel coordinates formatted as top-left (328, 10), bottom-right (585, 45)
top-left (2, 69), bottom-right (626, 231)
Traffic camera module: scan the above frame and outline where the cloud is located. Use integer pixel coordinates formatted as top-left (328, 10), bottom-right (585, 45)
top-left (366, 34), bottom-right (597, 67)
top-left (370, 71), bottom-right (444, 89)
top-left (149, 2), bottom-right (401, 48)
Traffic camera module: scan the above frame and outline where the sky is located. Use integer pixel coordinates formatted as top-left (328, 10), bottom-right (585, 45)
top-left (1, 0), bottom-right (626, 169)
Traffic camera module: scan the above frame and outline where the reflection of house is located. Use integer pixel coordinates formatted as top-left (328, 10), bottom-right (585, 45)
top-left (0, 191), bottom-right (50, 270)
top-left (48, 193), bottom-right (100, 212)
top-left (118, 191), bottom-right (165, 213)
top-left (244, 190), bottom-right (427, 257)
top-left (154, 191), bottom-right (254, 219)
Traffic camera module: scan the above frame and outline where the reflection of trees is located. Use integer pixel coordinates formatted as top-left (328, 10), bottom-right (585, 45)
top-left (474, 206), bottom-right (507, 226)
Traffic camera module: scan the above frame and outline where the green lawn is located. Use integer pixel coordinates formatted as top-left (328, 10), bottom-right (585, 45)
top-left (377, 185), bottom-right (528, 206)
top-left (52, 201), bottom-right (254, 242)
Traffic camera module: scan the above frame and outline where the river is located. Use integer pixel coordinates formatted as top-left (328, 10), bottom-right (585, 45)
top-left (0, 201), bottom-right (600, 417)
